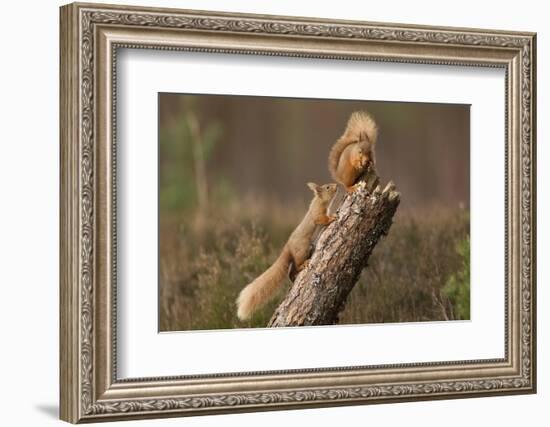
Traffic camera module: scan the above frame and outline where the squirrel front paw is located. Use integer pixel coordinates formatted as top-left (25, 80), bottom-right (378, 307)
top-left (351, 153), bottom-right (369, 170)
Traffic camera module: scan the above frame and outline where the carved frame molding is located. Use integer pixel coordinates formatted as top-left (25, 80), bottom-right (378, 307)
top-left (60, 2), bottom-right (536, 423)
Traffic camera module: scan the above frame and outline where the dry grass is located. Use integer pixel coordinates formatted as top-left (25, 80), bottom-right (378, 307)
top-left (159, 200), bottom-right (470, 331)
top-left (340, 207), bottom-right (469, 325)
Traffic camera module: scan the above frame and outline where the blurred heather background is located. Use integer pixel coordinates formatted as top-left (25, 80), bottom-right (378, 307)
top-left (159, 93), bottom-right (470, 332)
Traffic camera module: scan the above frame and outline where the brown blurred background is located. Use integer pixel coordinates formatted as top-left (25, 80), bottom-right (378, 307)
top-left (158, 93), bottom-right (470, 332)
top-left (159, 94), bottom-right (469, 214)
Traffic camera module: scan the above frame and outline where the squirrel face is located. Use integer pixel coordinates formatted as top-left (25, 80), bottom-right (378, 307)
top-left (307, 182), bottom-right (337, 202)
top-left (352, 145), bottom-right (372, 170)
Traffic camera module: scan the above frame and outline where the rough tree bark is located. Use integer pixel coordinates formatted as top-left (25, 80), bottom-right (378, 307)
top-left (268, 170), bottom-right (400, 327)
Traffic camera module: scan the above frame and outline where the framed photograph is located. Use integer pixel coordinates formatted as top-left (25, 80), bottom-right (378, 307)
top-left (60, 2), bottom-right (537, 423)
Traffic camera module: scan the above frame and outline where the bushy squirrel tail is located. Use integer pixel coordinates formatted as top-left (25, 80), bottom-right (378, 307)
top-left (236, 246), bottom-right (293, 321)
top-left (329, 111), bottom-right (378, 180)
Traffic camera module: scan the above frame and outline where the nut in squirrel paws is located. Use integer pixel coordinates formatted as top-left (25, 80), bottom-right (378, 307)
top-left (351, 152), bottom-right (370, 170)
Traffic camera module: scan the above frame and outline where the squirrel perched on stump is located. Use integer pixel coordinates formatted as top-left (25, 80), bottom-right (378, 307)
top-left (236, 112), bottom-right (379, 321)
top-left (329, 111), bottom-right (378, 192)
top-left (236, 182), bottom-right (337, 321)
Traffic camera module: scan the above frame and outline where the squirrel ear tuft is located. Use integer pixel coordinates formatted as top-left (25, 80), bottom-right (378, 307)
top-left (307, 182), bottom-right (319, 193)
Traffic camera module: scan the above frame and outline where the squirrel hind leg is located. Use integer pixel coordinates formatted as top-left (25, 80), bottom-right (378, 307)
top-left (288, 261), bottom-right (298, 283)
top-left (288, 256), bottom-right (313, 282)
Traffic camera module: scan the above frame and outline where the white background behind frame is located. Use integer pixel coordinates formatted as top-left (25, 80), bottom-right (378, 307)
top-left (3, 0), bottom-right (547, 426)
top-left (116, 48), bottom-right (505, 378)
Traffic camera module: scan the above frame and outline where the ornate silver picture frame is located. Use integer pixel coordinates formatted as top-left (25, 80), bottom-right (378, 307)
top-left (60, 2), bottom-right (536, 423)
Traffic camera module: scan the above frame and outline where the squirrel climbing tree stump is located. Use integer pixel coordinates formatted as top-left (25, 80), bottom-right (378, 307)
top-left (268, 169), bottom-right (400, 327)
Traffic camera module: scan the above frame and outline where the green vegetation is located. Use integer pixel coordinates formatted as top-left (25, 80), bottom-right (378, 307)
top-left (441, 236), bottom-right (470, 320)
top-left (159, 97), bottom-right (224, 213)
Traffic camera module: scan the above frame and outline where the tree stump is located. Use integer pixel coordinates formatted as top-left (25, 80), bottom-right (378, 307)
top-left (268, 170), bottom-right (400, 327)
